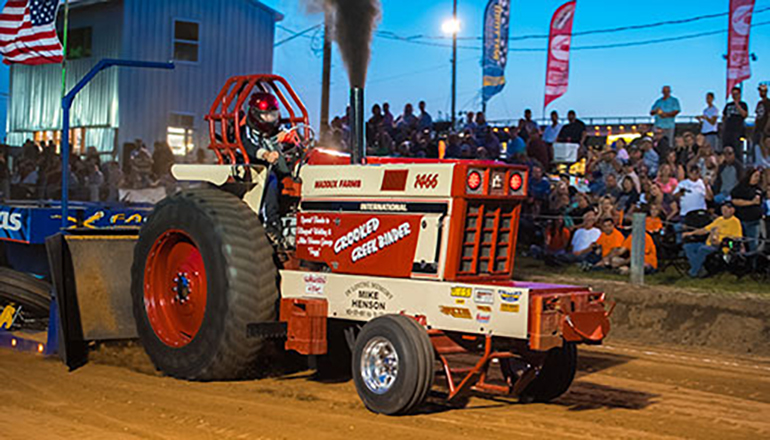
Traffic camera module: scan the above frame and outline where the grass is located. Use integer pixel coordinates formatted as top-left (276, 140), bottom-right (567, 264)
top-left (514, 255), bottom-right (770, 299)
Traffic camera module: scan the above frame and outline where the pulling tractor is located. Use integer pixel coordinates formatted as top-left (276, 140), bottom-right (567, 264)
top-left (51, 75), bottom-right (611, 415)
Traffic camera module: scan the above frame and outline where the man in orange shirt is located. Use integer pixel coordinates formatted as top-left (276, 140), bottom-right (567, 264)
top-left (596, 231), bottom-right (658, 274)
top-left (593, 217), bottom-right (626, 269)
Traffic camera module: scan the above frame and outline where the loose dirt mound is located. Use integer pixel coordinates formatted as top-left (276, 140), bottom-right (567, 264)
top-left (528, 275), bottom-right (770, 357)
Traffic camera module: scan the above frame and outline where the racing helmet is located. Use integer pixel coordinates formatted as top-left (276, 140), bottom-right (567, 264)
top-left (247, 92), bottom-right (281, 136)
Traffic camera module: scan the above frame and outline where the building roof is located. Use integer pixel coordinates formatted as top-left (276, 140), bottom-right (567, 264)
top-left (66, 0), bottom-right (283, 21)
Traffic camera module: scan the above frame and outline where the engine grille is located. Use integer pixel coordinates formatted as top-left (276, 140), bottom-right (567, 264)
top-left (458, 202), bottom-right (516, 277)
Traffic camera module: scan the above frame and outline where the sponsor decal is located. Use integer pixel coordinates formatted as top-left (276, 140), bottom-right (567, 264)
top-left (0, 304), bottom-right (18, 330)
top-left (314, 179), bottom-right (362, 189)
top-left (477, 305), bottom-right (492, 312)
top-left (454, 299), bottom-right (466, 305)
top-left (476, 313), bottom-right (491, 324)
top-left (296, 213), bottom-right (422, 278)
top-left (296, 215), bottom-right (334, 257)
top-left (0, 211), bottom-right (22, 232)
top-left (500, 303), bottom-right (520, 313)
top-left (474, 288), bottom-right (494, 305)
top-left (334, 218), bottom-right (380, 254)
top-left (451, 286), bottom-right (472, 298)
top-left (440, 306), bottom-right (473, 320)
top-left (499, 289), bottom-right (522, 303)
top-left (344, 281), bottom-right (393, 318)
top-left (303, 274), bottom-right (327, 295)
top-left (359, 202), bottom-right (408, 212)
top-left (414, 173), bottom-right (439, 189)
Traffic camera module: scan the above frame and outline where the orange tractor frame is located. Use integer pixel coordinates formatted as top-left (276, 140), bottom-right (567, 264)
top-left (52, 75), bottom-right (611, 416)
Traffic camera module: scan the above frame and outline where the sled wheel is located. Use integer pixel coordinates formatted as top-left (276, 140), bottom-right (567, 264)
top-left (352, 315), bottom-right (434, 415)
top-left (131, 188), bottom-right (279, 380)
top-left (517, 342), bottom-right (577, 403)
top-left (0, 267), bottom-right (51, 317)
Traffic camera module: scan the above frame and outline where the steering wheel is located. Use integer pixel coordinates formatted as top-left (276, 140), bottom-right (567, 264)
top-left (279, 124), bottom-right (316, 179)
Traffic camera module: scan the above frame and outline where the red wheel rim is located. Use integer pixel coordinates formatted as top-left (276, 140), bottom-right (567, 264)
top-left (144, 230), bottom-right (208, 348)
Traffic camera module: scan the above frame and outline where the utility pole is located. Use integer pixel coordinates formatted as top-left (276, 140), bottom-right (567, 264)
top-left (320, 13), bottom-right (332, 142)
top-left (451, 0), bottom-right (458, 129)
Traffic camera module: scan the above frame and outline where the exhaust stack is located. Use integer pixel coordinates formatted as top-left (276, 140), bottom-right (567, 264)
top-left (350, 87), bottom-right (365, 165)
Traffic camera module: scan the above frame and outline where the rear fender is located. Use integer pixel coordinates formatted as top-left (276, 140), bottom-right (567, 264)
top-left (171, 164), bottom-right (268, 215)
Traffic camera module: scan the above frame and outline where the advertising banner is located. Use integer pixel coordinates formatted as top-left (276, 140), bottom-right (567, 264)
top-left (482, 0), bottom-right (511, 104)
top-left (544, 1), bottom-right (577, 109)
top-left (727, 0), bottom-right (755, 96)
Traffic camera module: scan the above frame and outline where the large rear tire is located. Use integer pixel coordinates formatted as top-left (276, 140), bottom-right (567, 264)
top-left (131, 188), bottom-right (279, 381)
top-left (352, 315), bottom-right (434, 415)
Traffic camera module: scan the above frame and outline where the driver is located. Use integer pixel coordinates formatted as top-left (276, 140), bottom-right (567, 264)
top-left (242, 92), bottom-right (299, 243)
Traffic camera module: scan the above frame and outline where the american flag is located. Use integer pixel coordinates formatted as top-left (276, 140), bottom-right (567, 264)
top-left (0, 0), bottom-right (63, 65)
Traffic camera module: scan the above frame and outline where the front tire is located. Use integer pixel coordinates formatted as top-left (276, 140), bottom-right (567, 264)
top-left (352, 315), bottom-right (434, 415)
top-left (131, 188), bottom-right (279, 380)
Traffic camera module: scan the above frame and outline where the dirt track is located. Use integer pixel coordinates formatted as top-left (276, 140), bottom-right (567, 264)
top-left (0, 342), bottom-right (768, 440)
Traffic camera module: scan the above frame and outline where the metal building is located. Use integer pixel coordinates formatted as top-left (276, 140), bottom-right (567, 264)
top-left (6, 0), bottom-right (281, 157)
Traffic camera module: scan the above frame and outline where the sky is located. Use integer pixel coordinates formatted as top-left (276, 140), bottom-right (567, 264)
top-left (1, 0), bottom-right (769, 139)
top-left (263, 0), bottom-right (770, 126)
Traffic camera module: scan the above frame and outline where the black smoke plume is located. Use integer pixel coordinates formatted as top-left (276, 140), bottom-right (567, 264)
top-left (306, 0), bottom-right (381, 87)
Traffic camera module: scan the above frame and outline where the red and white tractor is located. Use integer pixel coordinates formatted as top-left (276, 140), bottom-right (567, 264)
top-left (55, 75), bottom-right (611, 415)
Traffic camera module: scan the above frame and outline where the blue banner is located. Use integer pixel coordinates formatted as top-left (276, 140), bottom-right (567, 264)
top-left (482, 0), bottom-right (511, 104)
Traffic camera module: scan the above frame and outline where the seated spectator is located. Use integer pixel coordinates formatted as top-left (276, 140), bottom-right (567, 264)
top-left (559, 211), bottom-right (601, 264)
top-left (131, 144), bottom-right (154, 188)
top-left (713, 146), bottom-right (744, 204)
top-left (621, 160), bottom-right (642, 193)
top-left (587, 170), bottom-right (606, 196)
top-left (594, 217), bottom-right (626, 268)
top-left (675, 165), bottom-right (712, 218)
top-left (616, 176), bottom-right (640, 215)
top-left (731, 168), bottom-right (764, 252)
top-left (614, 138), bottom-right (630, 163)
top-left (689, 141), bottom-right (718, 184)
top-left (566, 192), bottom-right (593, 226)
top-left (640, 138), bottom-right (659, 176)
top-left (655, 163), bottom-right (679, 194)
top-left (152, 141), bottom-right (176, 180)
top-left (526, 130), bottom-right (552, 171)
top-left (532, 217), bottom-right (572, 261)
top-left (528, 164), bottom-right (551, 204)
top-left (662, 150), bottom-right (685, 182)
top-left (597, 195), bottom-right (622, 226)
top-left (680, 131), bottom-right (698, 165)
top-left (609, 232), bottom-right (658, 275)
top-left (646, 204), bottom-right (664, 233)
top-left (505, 126), bottom-right (526, 162)
top-left (682, 202), bottom-right (743, 277)
top-left (604, 173), bottom-right (621, 200)
top-left (483, 129), bottom-right (502, 160)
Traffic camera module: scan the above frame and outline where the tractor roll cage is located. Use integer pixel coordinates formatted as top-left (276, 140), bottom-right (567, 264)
top-left (206, 75), bottom-right (310, 165)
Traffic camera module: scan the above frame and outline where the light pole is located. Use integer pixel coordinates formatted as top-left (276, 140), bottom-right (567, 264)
top-left (442, 1), bottom-right (459, 128)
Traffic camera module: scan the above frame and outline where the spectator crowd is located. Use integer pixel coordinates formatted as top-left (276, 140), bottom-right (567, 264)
top-left (0, 139), bottom-right (180, 203)
top-left (327, 83), bottom-right (770, 279)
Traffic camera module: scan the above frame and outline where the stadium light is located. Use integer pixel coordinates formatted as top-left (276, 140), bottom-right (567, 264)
top-left (442, 18), bottom-right (461, 35)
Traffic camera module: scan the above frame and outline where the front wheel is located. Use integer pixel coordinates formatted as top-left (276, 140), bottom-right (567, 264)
top-left (352, 315), bottom-right (434, 415)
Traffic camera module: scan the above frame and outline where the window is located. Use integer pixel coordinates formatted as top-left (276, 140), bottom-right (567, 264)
top-left (167, 113), bottom-right (196, 156)
top-left (173, 20), bottom-right (199, 63)
top-left (67, 27), bottom-right (92, 60)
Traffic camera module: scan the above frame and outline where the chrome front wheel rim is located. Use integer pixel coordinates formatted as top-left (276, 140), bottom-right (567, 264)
top-left (361, 337), bottom-right (399, 394)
